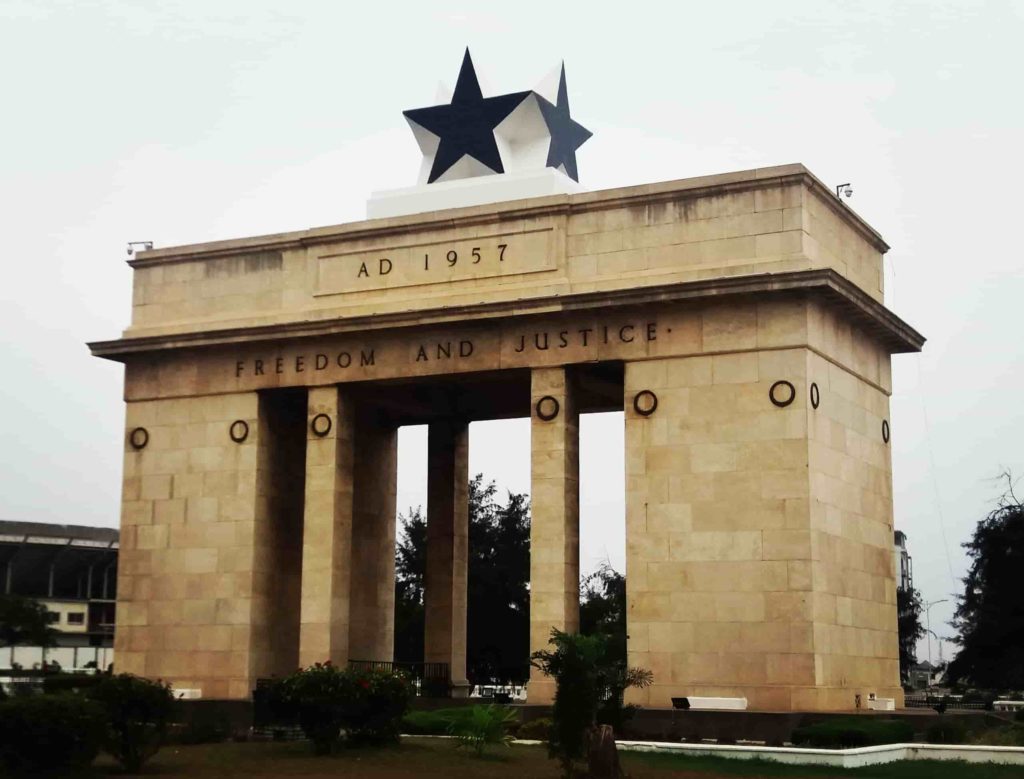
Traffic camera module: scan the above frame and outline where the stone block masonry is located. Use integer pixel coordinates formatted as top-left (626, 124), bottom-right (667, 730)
top-left (94, 165), bottom-right (923, 709)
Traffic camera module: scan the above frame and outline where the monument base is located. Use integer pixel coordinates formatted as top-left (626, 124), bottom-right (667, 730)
top-left (366, 168), bottom-right (580, 219)
top-left (450, 682), bottom-right (472, 699)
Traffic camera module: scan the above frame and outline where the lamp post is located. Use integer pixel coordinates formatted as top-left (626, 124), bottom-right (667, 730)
top-left (924, 599), bottom-right (949, 668)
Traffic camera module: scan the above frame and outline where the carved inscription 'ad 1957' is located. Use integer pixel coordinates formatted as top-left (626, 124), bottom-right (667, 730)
top-left (315, 228), bottom-right (554, 296)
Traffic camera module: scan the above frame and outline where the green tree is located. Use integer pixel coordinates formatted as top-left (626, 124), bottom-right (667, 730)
top-left (394, 506), bottom-right (426, 664)
top-left (947, 474), bottom-right (1024, 689)
top-left (580, 562), bottom-right (626, 664)
top-left (897, 585), bottom-right (925, 686)
top-left (531, 629), bottom-right (652, 778)
top-left (467, 477), bottom-right (530, 685)
top-left (580, 562), bottom-right (639, 730)
top-left (0, 595), bottom-right (57, 650)
top-left (532, 631), bottom-right (605, 777)
top-left (394, 475), bottom-right (531, 685)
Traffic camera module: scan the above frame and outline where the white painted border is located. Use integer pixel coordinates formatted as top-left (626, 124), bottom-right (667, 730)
top-left (601, 740), bottom-right (1024, 768)
top-left (402, 734), bottom-right (1024, 767)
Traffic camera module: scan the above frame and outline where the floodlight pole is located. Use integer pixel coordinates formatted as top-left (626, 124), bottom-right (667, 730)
top-left (924, 599), bottom-right (949, 668)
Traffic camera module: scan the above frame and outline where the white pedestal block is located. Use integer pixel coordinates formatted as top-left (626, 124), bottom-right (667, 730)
top-left (367, 168), bottom-right (581, 219)
top-left (686, 696), bottom-right (749, 710)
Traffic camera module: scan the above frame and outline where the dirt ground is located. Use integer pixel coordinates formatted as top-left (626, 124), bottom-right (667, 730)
top-left (91, 738), bottom-right (778, 778)
top-left (87, 738), bottom-right (1023, 779)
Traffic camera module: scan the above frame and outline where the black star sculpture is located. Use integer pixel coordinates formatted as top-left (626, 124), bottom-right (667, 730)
top-left (404, 49), bottom-right (530, 184)
top-left (536, 64), bottom-right (592, 182)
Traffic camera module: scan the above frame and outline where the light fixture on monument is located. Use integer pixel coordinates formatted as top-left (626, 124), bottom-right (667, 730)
top-left (367, 49), bottom-right (592, 219)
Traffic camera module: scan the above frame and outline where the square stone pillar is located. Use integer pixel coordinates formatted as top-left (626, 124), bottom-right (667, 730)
top-left (249, 390), bottom-right (307, 681)
top-left (348, 413), bottom-right (398, 662)
top-left (528, 367), bottom-right (580, 703)
top-left (424, 421), bottom-right (470, 695)
top-left (298, 387), bottom-right (355, 667)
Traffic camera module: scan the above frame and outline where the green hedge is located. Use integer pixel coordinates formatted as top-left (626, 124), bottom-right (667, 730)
top-left (402, 707), bottom-right (477, 735)
top-left (516, 717), bottom-right (553, 741)
top-left (273, 662), bottom-right (413, 753)
top-left (791, 717), bottom-right (914, 748)
top-left (927, 720), bottom-right (968, 744)
top-left (0, 693), bottom-right (105, 773)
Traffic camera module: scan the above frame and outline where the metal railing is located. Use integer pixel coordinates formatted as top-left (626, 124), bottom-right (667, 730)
top-left (904, 693), bottom-right (994, 710)
top-left (348, 660), bottom-right (448, 680)
top-left (348, 660), bottom-right (450, 697)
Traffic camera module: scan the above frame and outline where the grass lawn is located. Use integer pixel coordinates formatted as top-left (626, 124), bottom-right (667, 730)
top-left (79, 737), bottom-right (1024, 778)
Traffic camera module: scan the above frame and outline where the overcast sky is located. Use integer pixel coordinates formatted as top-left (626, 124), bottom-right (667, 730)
top-left (2, 0), bottom-right (1022, 663)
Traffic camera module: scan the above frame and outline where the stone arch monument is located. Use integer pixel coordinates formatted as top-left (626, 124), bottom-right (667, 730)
top-left (90, 53), bottom-right (923, 711)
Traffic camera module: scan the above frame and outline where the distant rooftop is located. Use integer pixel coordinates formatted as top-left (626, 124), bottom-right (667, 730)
top-left (0, 520), bottom-right (118, 547)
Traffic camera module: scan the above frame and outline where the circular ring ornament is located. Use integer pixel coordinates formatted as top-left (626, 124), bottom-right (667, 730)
top-left (769, 380), bottom-right (796, 408)
top-left (128, 427), bottom-right (149, 450)
top-left (310, 413), bottom-right (333, 437)
top-left (810, 382), bottom-right (820, 410)
top-left (229, 420), bottom-right (249, 443)
top-left (633, 390), bottom-right (658, 417)
top-left (882, 419), bottom-right (890, 444)
top-left (535, 395), bottom-right (560, 421)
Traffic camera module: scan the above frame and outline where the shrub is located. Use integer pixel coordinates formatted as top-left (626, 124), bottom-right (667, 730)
top-left (277, 662), bottom-right (349, 754)
top-left (1016, 709), bottom-right (1024, 723)
top-left (278, 662), bottom-right (413, 753)
top-left (927, 720), bottom-right (968, 744)
top-left (449, 705), bottom-right (517, 756)
top-left (342, 666), bottom-right (412, 745)
top-left (516, 717), bottom-right (553, 742)
top-left (88, 673), bottom-right (175, 772)
top-left (257, 676), bottom-right (299, 729)
top-left (42, 672), bottom-right (105, 695)
top-left (0, 693), bottom-right (105, 773)
top-left (791, 717), bottom-right (914, 748)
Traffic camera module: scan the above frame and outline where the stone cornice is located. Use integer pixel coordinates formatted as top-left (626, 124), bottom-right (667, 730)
top-left (89, 269), bottom-right (924, 361)
top-left (125, 164), bottom-right (888, 270)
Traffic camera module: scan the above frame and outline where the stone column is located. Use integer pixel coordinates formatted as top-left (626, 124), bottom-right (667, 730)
top-left (348, 414), bottom-right (398, 662)
top-left (298, 387), bottom-right (355, 667)
top-left (424, 420), bottom-right (470, 696)
top-left (528, 367), bottom-right (580, 703)
top-left (250, 390), bottom-right (307, 681)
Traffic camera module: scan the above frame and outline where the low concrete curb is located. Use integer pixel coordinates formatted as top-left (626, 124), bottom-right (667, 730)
top-left (586, 740), bottom-right (1024, 768)
top-left (403, 734), bottom-right (1024, 767)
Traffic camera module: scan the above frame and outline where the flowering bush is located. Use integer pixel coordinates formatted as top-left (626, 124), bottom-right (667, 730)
top-left (277, 662), bottom-right (349, 754)
top-left (342, 666), bottom-right (412, 745)
top-left (277, 662), bottom-right (412, 754)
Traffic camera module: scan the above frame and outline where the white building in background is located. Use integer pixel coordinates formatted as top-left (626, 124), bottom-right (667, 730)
top-left (894, 530), bottom-right (913, 592)
top-left (1, 520), bottom-right (117, 671)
